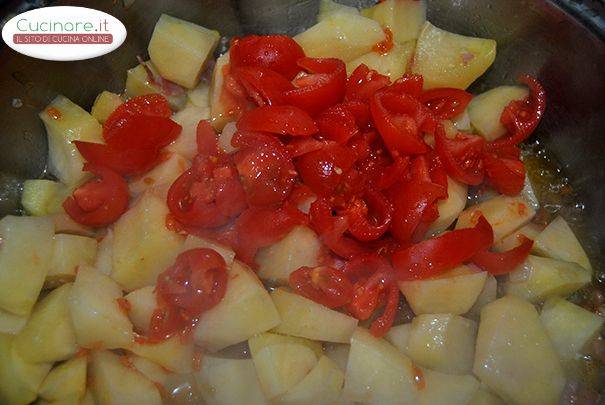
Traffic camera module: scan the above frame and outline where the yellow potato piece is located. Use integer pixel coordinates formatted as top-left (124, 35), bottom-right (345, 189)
top-left (38, 356), bottom-right (86, 403)
top-left (468, 86), bottom-right (529, 141)
top-left (127, 334), bottom-right (195, 373)
top-left (425, 176), bottom-right (468, 237)
top-left (365, 0), bottom-right (427, 43)
top-left (534, 215), bottom-right (592, 270)
top-left (21, 179), bottom-right (67, 217)
top-left (346, 41), bottom-right (415, 79)
top-left (91, 91), bottom-right (122, 124)
top-left (46, 234), bottom-right (97, 288)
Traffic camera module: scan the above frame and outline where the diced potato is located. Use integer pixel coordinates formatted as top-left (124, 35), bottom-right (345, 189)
top-left (468, 86), bottom-right (529, 141)
top-left (250, 341), bottom-right (318, 399)
top-left (0, 333), bottom-right (52, 405)
top-left (426, 177), bottom-right (468, 236)
top-left (195, 356), bottom-right (266, 405)
top-left (80, 390), bottom-right (95, 405)
top-left (399, 266), bottom-right (487, 315)
top-left (385, 323), bottom-right (411, 355)
top-left (0, 310), bottom-right (27, 335)
top-left (194, 261), bottom-right (280, 351)
top-left (112, 192), bottom-right (185, 291)
top-left (167, 103), bottom-right (211, 160)
top-left (182, 234), bottom-right (235, 265)
top-left (276, 355), bottom-right (344, 405)
top-left (124, 286), bottom-right (157, 334)
top-left (125, 63), bottom-right (188, 110)
top-left (417, 369), bottom-right (480, 405)
top-left (493, 223), bottom-right (542, 252)
top-left (210, 52), bottom-right (235, 131)
top-left (412, 22), bottom-right (496, 89)
top-left (38, 356), bottom-right (87, 402)
top-left (21, 179), bottom-right (67, 216)
top-left (455, 195), bottom-right (536, 241)
top-left (505, 255), bottom-right (591, 303)
top-left (129, 153), bottom-right (189, 195)
top-left (473, 296), bottom-right (565, 405)
top-left (343, 328), bottom-right (418, 404)
top-left (91, 351), bottom-right (162, 405)
top-left (187, 82), bottom-right (210, 108)
top-left (50, 212), bottom-right (94, 237)
top-left (466, 274), bottom-right (498, 320)
top-left (249, 332), bottom-right (323, 359)
top-left (453, 109), bottom-right (472, 131)
top-left (534, 216), bottom-right (592, 270)
top-left (129, 355), bottom-right (170, 385)
top-left (128, 335), bottom-right (195, 373)
top-left (0, 215), bottom-right (54, 316)
top-left (319, 0), bottom-right (359, 22)
top-left (257, 226), bottom-right (322, 285)
top-left (406, 314), bottom-right (477, 374)
top-left (148, 14), bottom-right (220, 89)
top-left (46, 234), bottom-right (97, 287)
top-left (39, 95), bottom-right (104, 186)
top-left (68, 266), bottom-right (133, 349)
top-left (346, 41), bottom-right (415, 78)
top-left (91, 91), bottom-right (123, 124)
top-left (14, 283), bottom-right (77, 363)
top-left (323, 343), bottom-right (350, 372)
top-left (540, 297), bottom-right (604, 361)
top-left (295, 12), bottom-right (386, 62)
top-left (469, 386), bottom-right (505, 405)
top-left (217, 121), bottom-right (239, 154)
top-left (270, 288), bottom-right (357, 343)
top-left (95, 230), bottom-right (113, 275)
top-left (364, 0), bottom-right (427, 43)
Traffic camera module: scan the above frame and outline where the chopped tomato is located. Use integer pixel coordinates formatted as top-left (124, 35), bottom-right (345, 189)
top-left (389, 74), bottom-right (424, 97)
top-left (418, 88), bottom-right (473, 119)
top-left (295, 142), bottom-right (356, 197)
top-left (370, 282), bottom-right (399, 337)
top-left (103, 94), bottom-right (172, 141)
top-left (63, 163), bottom-right (129, 228)
top-left (471, 236), bottom-right (533, 275)
top-left (104, 115), bottom-right (182, 150)
top-left (196, 119), bottom-right (219, 156)
top-left (75, 141), bottom-right (161, 176)
top-left (434, 124), bottom-right (485, 185)
top-left (286, 137), bottom-right (327, 158)
top-left (317, 104), bottom-right (359, 144)
top-left (237, 105), bottom-right (317, 136)
top-left (483, 152), bottom-right (526, 196)
top-left (345, 64), bottom-right (390, 102)
top-left (232, 66), bottom-right (294, 106)
top-left (343, 253), bottom-right (392, 283)
top-left (345, 191), bottom-right (393, 242)
top-left (289, 266), bottom-right (354, 308)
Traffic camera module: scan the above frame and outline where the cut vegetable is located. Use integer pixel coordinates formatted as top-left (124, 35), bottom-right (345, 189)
top-left (68, 266), bottom-right (133, 349)
top-left (249, 332), bottom-right (323, 359)
top-left (406, 314), bottom-right (477, 374)
top-left (425, 176), bottom-right (468, 236)
top-left (468, 86), bottom-right (529, 141)
top-left (505, 255), bottom-right (591, 303)
top-left (364, 0), bottom-right (427, 43)
top-left (469, 386), bottom-right (505, 405)
top-left (46, 234), bottom-right (98, 288)
top-left (128, 334), bottom-right (195, 373)
top-left (194, 261), bottom-right (281, 351)
top-left (182, 235), bottom-right (236, 266)
top-left (0, 215), bottom-right (54, 316)
top-left (187, 82), bottom-right (210, 108)
top-left (533, 216), bottom-right (592, 270)
top-left (295, 12), bottom-right (386, 62)
top-left (346, 41), bottom-right (415, 79)
top-left (148, 14), bottom-right (220, 89)
top-left (539, 297), bottom-right (604, 361)
top-left (493, 222), bottom-right (542, 252)
top-left (129, 355), bottom-right (170, 385)
top-left (21, 179), bottom-right (67, 216)
top-left (95, 229), bottom-right (113, 275)
top-left (319, 0), bottom-right (359, 21)
top-left (399, 265), bottom-right (487, 315)
top-left (124, 286), bottom-right (156, 334)
top-left (323, 343), bottom-right (350, 372)
top-left (0, 310), bottom-right (27, 335)
top-left (38, 356), bottom-right (87, 403)
top-left (412, 22), bottom-right (496, 89)
top-left (125, 63), bottom-right (187, 110)
top-left (91, 91), bottom-right (123, 124)
top-left (385, 323), bottom-right (411, 355)
top-left (417, 368), bottom-right (480, 405)
top-left (39, 95), bottom-right (104, 186)
top-left (466, 274), bottom-right (498, 320)
top-left (257, 226), bottom-right (322, 284)
top-left (270, 288), bottom-right (358, 343)
top-left (129, 152), bottom-right (189, 195)
top-left (473, 296), bottom-right (565, 405)
top-left (167, 103), bottom-right (211, 160)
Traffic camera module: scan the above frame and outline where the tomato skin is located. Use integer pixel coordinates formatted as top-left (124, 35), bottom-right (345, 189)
top-left (286, 58), bottom-right (347, 116)
top-left (103, 94), bottom-right (172, 141)
top-left (196, 119), bottom-right (219, 156)
top-left (104, 115), bottom-right (182, 150)
top-left (75, 141), bottom-right (161, 176)
top-left (232, 66), bottom-right (294, 106)
top-left (373, 27), bottom-right (394, 54)
top-left (237, 105), bottom-right (317, 136)
top-left (286, 138), bottom-right (327, 158)
top-left (230, 35), bottom-right (305, 80)
top-left (434, 124), bottom-right (485, 186)
top-left (471, 236), bottom-right (533, 275)
top-left (392, 215), bottom-right (494, 280)
top-left (345, 191), bottom-right (393, 242)
top-left (289, 266), bottom-right (354, 308)
top-left (63, 163), bottom-right (129, 228)
top-left (295, 143), bottom-right (356, 197)
top-left (389, 74), bottom-right (424, 97)
top-left (345, 64), bottom-right (391, 102)
top-left (483, 152), bottom-right (526, 196)
top-left (418, 88), bottom-right (473, 120)
top-left (317, 104), bottom-right (359, 144)
top-left (369, 282), bottom-right (399, 338)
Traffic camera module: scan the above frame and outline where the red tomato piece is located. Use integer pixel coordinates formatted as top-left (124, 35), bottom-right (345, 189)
top-left (370, 282), bottom-right (399, 337)
top-left (373, 27), bottom-right (394, 54)
top-left (63, 163), bottom-right (129, 228)
top-left (483, 152), bottom-right (526, 196)
top-left (418, 88), bottom-right (473, 120)
top-left (286, 138), bottom-right (327, 158)
top-left (471, 236), bottom-right (534, 275)
top-left (237, 105), bottom-right (317, 136)
top-left (389, 74), bottom-right (424, 97)
top-left (347, 269), bottom-right (394, 320)
top-left (289, 266), bottom-right (354, 308)
top-left (434, 124), bottom-right (485, 185)
top-left (286, 58), bottom-right (347, 116)
top-left (345, 191), bottom-right (393, 242)
top-left (230, 35), bottom-right (305, 80)
top-left (231, 66), bottom-right (294, 106)
top-left (345, 64), bottom-right (391, 102)
top-left (295, 143), bottom-right (356, 197)
top-left (103, 94), bottom-right (172, 141)
top-left (317, 104), bottom-right (359, 144)
top-left (196, 119), bottom-right (219, 156)
top-left (392, 215), bottom-right (494, 280)
top-left (343, 253), bottom-right (392, 283)
top-left (104, 115), bottom-right (182, 150)
top-left (75, 141), bottom-right (161, 176)
top-left (341, 100), bottom-right (372, 129)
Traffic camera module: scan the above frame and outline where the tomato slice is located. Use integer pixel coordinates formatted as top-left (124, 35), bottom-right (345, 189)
top-left (237, 105), bottom-right (317, 136)
top-left (103, 94), bottom-right (172, 141)
top-left (289, 266), bottom-right (354, 308)
top-left (63, 163), bottom-right (129, 228)
top-left (388, 74), bottom-right (424, 97)
top-left (286, 138), bottom-right (327, 158)
top-left (196, 119), bottom-right (219, 156)
top-left (345, 191), bottom-right (393, 242)
top-left (483, 152), bottom-right (526, 196)
top-left (392, 215), bottom-right (494, 280)
top-left (418, 88), bottom-right (473, 120)
top-left (434, 124), bottom-right (485, 185)
top-left (104, 115), bottom-right (182, 150)
top-left (286, 57), bottom-right (347, 116)
top-left (316, 104), bottom-right (359, 144)
top-left (295, 143), bottom-right (356, 197)
top-left (150, 248), bottom-right (228, 341)
top-left (345, 64), bottom-right (390, 102)
top-left (370, 282), bottom-right (399, 338)
top-left (471, 236), bottom-right (534, 275)
top-left (230, 35), bottom-right (305, 80)
top-left (343, 253), bottom-right (392, 283)
top-left (75, 141), bottom-right (161, 176)
top-left (231, 66), bottom-right (295, 106)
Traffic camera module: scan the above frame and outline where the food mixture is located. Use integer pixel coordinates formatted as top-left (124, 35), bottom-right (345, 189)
top-left (0, 0), bottom-right (602, 404)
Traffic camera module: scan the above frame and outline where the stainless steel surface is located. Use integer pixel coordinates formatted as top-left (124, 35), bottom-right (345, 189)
top-left (0, 0), bottom-right (603, 268)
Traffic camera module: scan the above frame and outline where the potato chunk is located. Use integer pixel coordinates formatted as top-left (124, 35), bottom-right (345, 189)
top-left (399, 266), bottom-right (487, 315)
top-left (0, 215), bottom-right (54, 316)
top-left (417, 369), bottom-right (480, 405)
top-left (385, 323), bottom-right (412, 355)
top-left (270, 288), bottom-right (358, 343)
top-left (505, 255), bottom-right (591, 303)
top-left (91, 91), bottom-right (123, 124)
top-left (0, 310), bottom-right (27, 335)
top-left (343, 328), bottom-right (418, 404)
top-left (539, 297), bottom-right (604, 361)
top-left (125, 63), bottom-right (188, 110)
top-left (534, 216), bottom-right (592, 270)
top-left (468, 86), bottom-right (529, 141)
top-left (426, 176), bottom-right (468, 236)
top-left (46, 234), bottom-right (97, 287)
top-left (295, 12), bottom-right (386, 62)
top-left (407, 314), bottom-right (477, 374)
top-left (473, 296), bottom-right (565, 405)
top-left (129, 152), bottom-right (189, 195)
top-left (167, 103), bottom-right (211, 160)
top-left (21, 179), bottom-right (67, 216)
top-left (182, 235), bottom-right (236, 265)
top-left (128, 335), bottom-right (195, 373)
top-left (346, 41), bottom-right (415, 79)
top-left (148, 14), bottom-right (220, 89)
top-left (412, 22), bottom-right (496, 89)
top-left (124, 286), bottom-right (156, 334)
top-left (364, 0), bottom-right (427, 43)
top-left (38, 356), bottom-right (86, 403)
top-left (39, 95), bottom-right (104, 186)
top-left (466, 274), bottom-right (498, 320)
